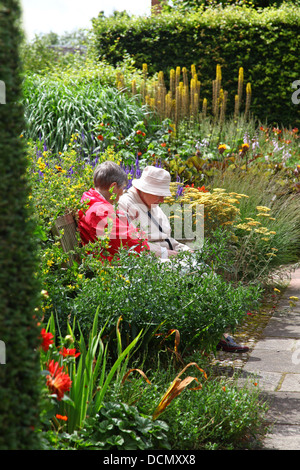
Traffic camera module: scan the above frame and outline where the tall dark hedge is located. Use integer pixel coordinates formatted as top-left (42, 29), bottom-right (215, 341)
top-left (0, 1), bottom-right (41, 449)
top-left (92, 5), bottom-right (300, 127)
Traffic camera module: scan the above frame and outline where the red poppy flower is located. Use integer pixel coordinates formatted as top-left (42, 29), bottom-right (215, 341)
top-left (59, 347), bottom-right (80, 358)
top-left (97, 135), bottom-right (104, 141)
top-left (40, 328), bottom-right (54, 352)
top-left (161, 142), bottom-right (166, 147)
top-left (46, 360), bottom-right (72, 401)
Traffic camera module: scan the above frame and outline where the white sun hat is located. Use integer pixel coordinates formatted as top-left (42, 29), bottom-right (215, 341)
top-left (132, 166), bottom-right (172, 197)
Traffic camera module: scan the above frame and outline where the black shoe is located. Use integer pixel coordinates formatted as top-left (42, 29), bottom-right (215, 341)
top-left (217, 335), bottom-right (249, 353)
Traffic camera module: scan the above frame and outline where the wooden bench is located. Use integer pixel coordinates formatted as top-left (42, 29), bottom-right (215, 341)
top-left (52, 213), bottom-right (81, 266)
top-left (52, 213), bottom-right (195, 264)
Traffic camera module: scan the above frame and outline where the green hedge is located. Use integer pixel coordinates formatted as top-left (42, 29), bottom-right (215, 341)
top-left (0, 0), bottom-right (41, 450)
top-left (92, 4), bottom-right (300, 127)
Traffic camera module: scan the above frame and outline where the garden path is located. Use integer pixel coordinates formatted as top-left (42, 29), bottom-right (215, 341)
top-left (214, 266), bottom-right (300, 450)
top-left (241, 267), bottom-right (300, 450)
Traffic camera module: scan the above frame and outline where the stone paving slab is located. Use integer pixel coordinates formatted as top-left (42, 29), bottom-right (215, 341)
top-left (261, 316), bottom-right (300, 338)
top-left (237, 370), bottom-right (283, 392)
top-left (243, 349), bottom-right (300, 373)
top-left (253, 337), bottom-right (300, 351)
top-left (261, 392), bottom-right (300, 425)
top-left (280, 374), bottom-right (300, 392)
top-left (263, 425), bottom-right (300, 450)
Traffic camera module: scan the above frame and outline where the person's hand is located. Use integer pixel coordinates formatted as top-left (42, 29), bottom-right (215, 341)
top-left (167, 250), bottom-right (178, 257)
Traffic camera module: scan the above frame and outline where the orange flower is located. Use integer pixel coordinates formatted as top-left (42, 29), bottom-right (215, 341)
top-left (56, 414), bottom-right (68, 421)
top-left (97, 135), bottom-right (104, 141)
top-left (161, 142), bottom-right (166, 147)
top-left (46, 360), bottom-right (72, 401)
top-left (272, 127), bottom-right (281, 135)
top-left (197, 185), bottom-right (208, 193)
top-left (59, 347), bottom-right (80, 358)
top-left (40, 328), bottom-right (54, 352)
top-left (218, 144), bottom-right (227, 154)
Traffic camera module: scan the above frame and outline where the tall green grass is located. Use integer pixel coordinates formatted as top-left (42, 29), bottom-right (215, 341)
top-left (22, 75), bottom-right (153, 154)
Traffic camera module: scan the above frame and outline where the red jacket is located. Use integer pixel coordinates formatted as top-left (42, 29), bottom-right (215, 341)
top-left (78, 188), bottom-right (149, 261)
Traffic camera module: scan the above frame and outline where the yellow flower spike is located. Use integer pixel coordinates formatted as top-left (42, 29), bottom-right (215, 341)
top-left (216, 64), bottom-right (222, 81)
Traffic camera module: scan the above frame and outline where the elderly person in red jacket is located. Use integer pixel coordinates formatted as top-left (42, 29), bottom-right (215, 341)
top-left (78, 161), bottom-right (149, 261)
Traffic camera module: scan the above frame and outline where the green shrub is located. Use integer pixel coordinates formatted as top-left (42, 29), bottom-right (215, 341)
top-left (91, 4), bottom-right (300, 126)
top-left (161, 375), bottom-right (268, 449)
top-left (119, 363), bottom-right (268, 450)
top-left (40, 247), bottom-right (261, 354)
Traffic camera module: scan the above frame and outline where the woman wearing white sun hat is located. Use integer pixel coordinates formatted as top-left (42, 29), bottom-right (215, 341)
top-left (118, 166), bottom-right (191, 259)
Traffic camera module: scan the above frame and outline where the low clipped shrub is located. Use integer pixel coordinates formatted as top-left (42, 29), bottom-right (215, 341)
top-left (40, 245), bottom-right (261, 355)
